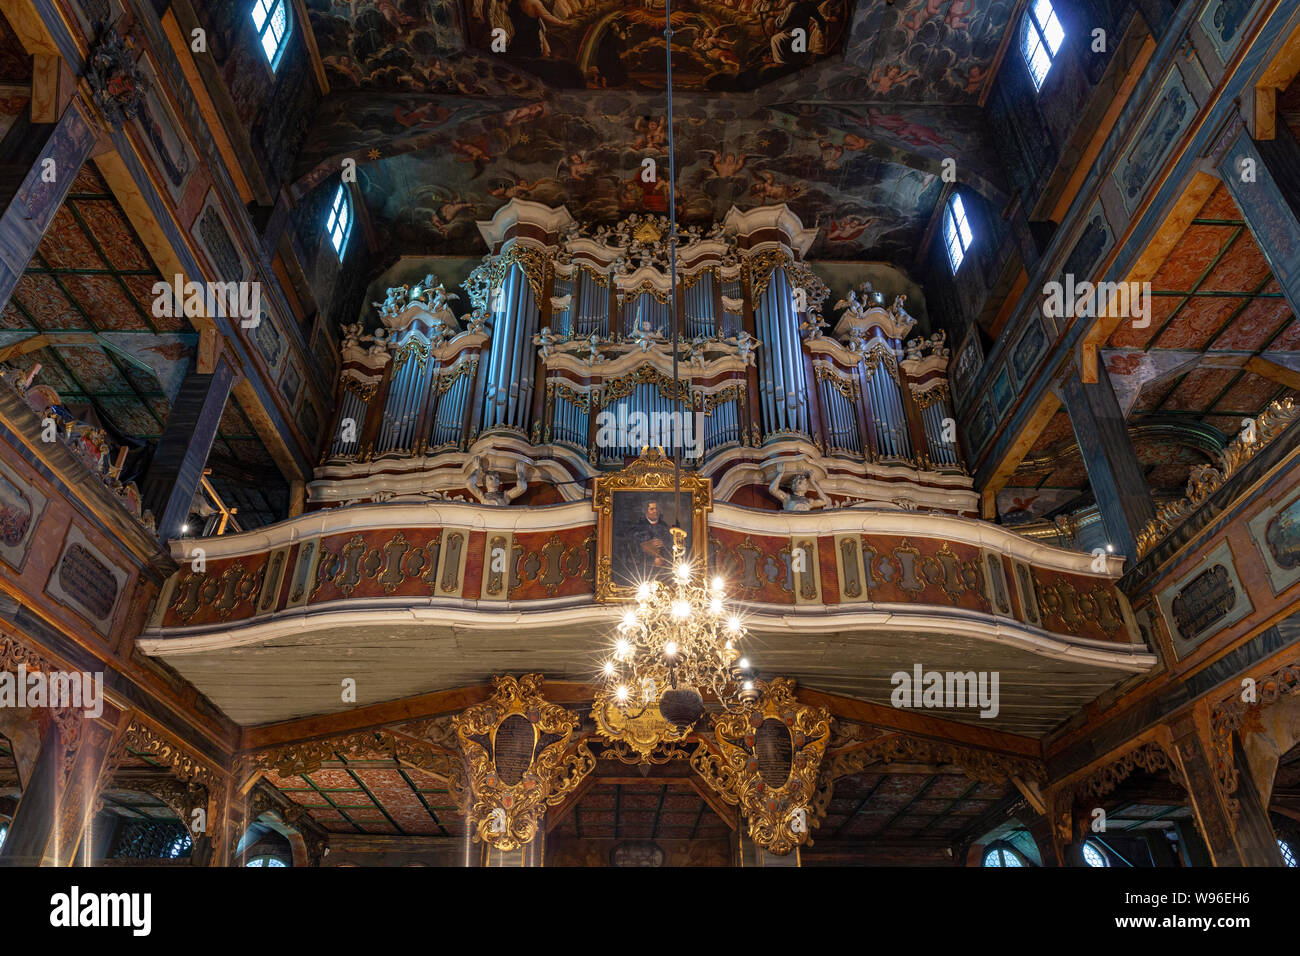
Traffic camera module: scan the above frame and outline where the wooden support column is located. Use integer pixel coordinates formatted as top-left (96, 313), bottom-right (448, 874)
top-left (1057, 365), bottom-right (1155, 563)
top-left (0, 98), bottom-right (94, 310)
top-left (0, 715), bottom-right (115, 866)
top-left (142, 359), bottom-right (237, 541)
top-left (1169, 708), bottom-right (1285, 866)
top-left (1218, 122), bottom-right (1300, 319)
top-left (735, 828), bottom-right (800, 867)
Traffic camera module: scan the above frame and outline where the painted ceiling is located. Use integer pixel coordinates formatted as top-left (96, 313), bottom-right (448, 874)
top-left (999, 182), bottom-right (1300, 525)
top-left (300, 0), bottom-right (1016, 260)
top-left (0, 164), bottom-right (285, 527)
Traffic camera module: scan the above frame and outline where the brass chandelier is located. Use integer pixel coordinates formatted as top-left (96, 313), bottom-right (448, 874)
top-left (599, 526), bottom-right (756, 731)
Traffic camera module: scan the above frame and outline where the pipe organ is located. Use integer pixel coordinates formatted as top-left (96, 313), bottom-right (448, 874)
top-left (316, 201), bottom-right (973, 514)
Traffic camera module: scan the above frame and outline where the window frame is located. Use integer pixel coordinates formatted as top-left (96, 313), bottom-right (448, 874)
top-left (943, 192), bottom-right (973, 274)
top-left (250, 0), bottom-right (293, 73)
top-left (326, 183), bottom-right (353, 259)
top-left (1021, 0), bottom-right (1065, 91)
top-left (246, 854), bottom-right (289, 867)
top-left (981, 842), bottom-right (1027, 867)
top-left (1279, 838), bottom-right (1298, 867)
top-left (1081, 839), bottom-right (1110, 867)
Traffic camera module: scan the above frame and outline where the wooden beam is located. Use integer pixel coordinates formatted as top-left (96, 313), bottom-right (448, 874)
top-left (686, 774), bottom-right (739, 831)
top-left (1246, 354), bottom-right (1300, 391)
top-left (979, 389), bottom-right (1062, 520)
top-left (0, 0), bottom-right (59, 55)
top-left (1254, 19), bottom-right (1300, 141)
top-left (159, 9), bottom-right (254, 204)
top-left (798, 687), bottom-right (1042, 759)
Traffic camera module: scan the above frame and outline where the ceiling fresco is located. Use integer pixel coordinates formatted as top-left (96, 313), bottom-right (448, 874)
top-left (999, 182), bottom-right (1300, 526)
top-left (463, 0), bottom-right (854, 92)
top-left (0, 164), bottom-right (285, 526)
top-left (352, 92), bottom-right (944, 259)
top-left (300, 0), bottom-right (1016, 261)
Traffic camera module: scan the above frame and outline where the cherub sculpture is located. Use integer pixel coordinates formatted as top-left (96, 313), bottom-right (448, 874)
top-left (468, 459), bottom-right (529, 506)
top-left (734, 329), bottom-right (760, 367)
top-left (534, 326), bottom-right (557, 361)
top-left (799, 310), bottom-right (829, 339)
top-left (373, 284), bottom-right (409, 322)
top-left (768, 462), bottom-right (829, 512)
top-left (632, 319), bottom-right (663, 353)
top-left (465, 306), bottom-right (490, 335)
top-left (585, 332), bottom-right (606, 365)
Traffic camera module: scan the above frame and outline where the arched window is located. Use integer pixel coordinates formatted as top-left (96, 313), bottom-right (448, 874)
top-left (165, 833), bottom-right (192, 859)
top-left (1082, 840), bottom-right (1109, 867)
top-left (943, 193), bottom-right (973, 274)
top-left (327, 184), bottom-right (352, 258)
top-left (982, 844), bottom-right (1024, 867)
top-left (1021, 0), bottom-right (1065, 91)
top-left (251, 0), bottom-right (292, 71)
top-left (246, 855), bottom-right (288, 867)
top-left (1279, 839), bottom-right (1298, 867)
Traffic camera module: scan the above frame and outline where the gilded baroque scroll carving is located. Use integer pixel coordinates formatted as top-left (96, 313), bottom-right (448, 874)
top-left (691, 678), bottom-right (832, 855)
top-left (453, 673), bottom-right (594, 851)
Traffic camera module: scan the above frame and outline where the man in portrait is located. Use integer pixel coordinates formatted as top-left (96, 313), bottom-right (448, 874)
top-left (617, 495), bottom-right (691, 586)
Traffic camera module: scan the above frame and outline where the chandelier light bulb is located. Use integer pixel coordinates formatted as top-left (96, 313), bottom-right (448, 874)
top-left (622, 610), bottom-right (639, 629)
top-left (664, 640), bottom-right (677, 657)
top-left (743, 681), bottom-right (753, 691)
top-left (672, 600), bottom-right (690, 619)
top-left (636, 582), bottom-right (651, 602)
top-left (675, 562), bottom-right (691, 582)
top-left (739, 658), bottom-right (750, 670)
top-left (616, 639), bottom-right (630, 659)
top-left (710, 597), bottom-right (723, 615)
top-left (603, 661), bottom-right (615, 676)
top-left (727, 616), bottom-right (741, 633)
top-left (712, 576), bottom-right (724, 592)
top-left (616, 685), bottom-right (628, 702)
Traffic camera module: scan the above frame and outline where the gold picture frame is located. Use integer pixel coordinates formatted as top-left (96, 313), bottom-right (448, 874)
top-left (592, 447), bottom-right (712, 603)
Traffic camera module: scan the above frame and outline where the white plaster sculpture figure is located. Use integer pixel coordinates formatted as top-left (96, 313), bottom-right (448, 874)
top-left (469, 459), bottom-right (529, 506)
top-left (768, 462), bottom-right (829, 511)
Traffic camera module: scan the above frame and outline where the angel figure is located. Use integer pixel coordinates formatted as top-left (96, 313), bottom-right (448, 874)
top-left (799, 311), bottom-right (829, 339)
top-left (689, 335), bottom-right (710, 370)
top-left (768, 462), bottom-right (828, 512)
top-left (373, 284), bottom-right (408, 321)
top-left (676, 22), bottom-right (741, 71)
top-left (468, 459), bottom-right (529, 507)
top-left (632, 319), bottom-right (663, 353)
top-left (585, 332), bottom-right (606, 365)
top-left (734, 329), bottom-right (760, 367)
top-left (534, 326), bottom-right (557, 361)
top-left (632, 116), bottom-right (668, 152)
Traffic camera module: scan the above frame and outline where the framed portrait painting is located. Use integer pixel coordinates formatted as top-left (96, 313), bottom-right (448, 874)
top-left (593, 448), bottom-right (712, 602)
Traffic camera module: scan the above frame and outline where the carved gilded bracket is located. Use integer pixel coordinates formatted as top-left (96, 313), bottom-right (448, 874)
top-left (453, 673), bottom-right (594, 851)
top-left (691, 678), bottom-right (832, 856)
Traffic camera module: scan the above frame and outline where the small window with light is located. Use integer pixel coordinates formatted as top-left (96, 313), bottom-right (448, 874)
top-left (251, 0), bottom-right (292, 71)
top-left (943, 193), bottom-right (973, 274)
top-left (326, 184), bottom-right (352, 258)
top-left (1022, 0), bottom-right (1065, 91)
top-left (982, 843), bottom-right (1025, 867)
top-left (1082, 840), bottom-right (1109, 867)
